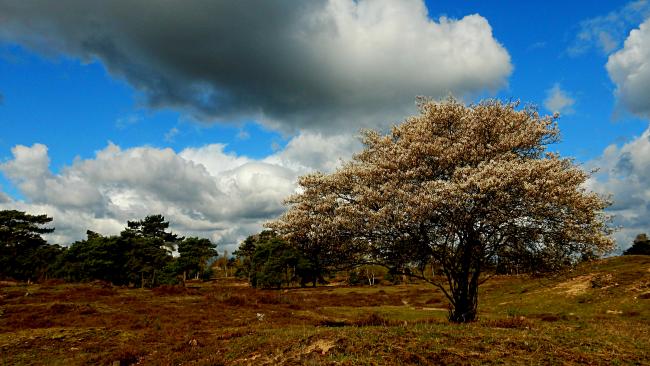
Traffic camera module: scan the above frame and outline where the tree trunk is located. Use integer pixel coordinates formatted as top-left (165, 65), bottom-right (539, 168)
top-left (448, 236), bottom-right (481, 323)
top-left (448, 281), bottom-right (478, 322)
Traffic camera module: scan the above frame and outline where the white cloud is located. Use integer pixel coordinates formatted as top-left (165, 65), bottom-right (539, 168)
top-left (569, 0), bottom-right (650, 56)
top-left (115, 114), bottom-right (142, 129)
top-left (606, 17), bottom-right (650, 117)
top-left (588, 126), bottom-right (650, 252)
top-left (543, 84), bottom-right (575, 115)
top-left (0, 133), bottom-right (363, 250)
top-left (1, 143), bottom-right (50, 180)
top-left (264, 131), bottom-right (362, 173)
top-left (216, 162), bottom-right (296, 219)
top-left (179, 144), bottom-right (251, 176)
top-left (164, 127), bottom-right (179, 142)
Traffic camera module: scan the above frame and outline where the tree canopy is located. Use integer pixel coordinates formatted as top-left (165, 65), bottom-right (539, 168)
top-left (269, 98), bottom-right (614, 322)
top-left (0, 211), bottom-right (217, 287)
top-left (234, 230), bottom-right (321, 288)
top-left (177, 237), bottom-right (218, 281)
top-left (0, 210), bottom-right (57, 281)
top-left (623, 233), bottom-right (650, 255)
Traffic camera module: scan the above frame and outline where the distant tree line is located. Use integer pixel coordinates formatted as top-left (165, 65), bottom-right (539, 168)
top-left (0, 210), bottom-right (217, 287)
top-left (624, 233), bottom-right (650, 256)
top-left (234, 226), bottom-right (648, 289)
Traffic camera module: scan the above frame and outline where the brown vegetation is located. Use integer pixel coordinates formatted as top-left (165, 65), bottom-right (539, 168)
top-left (0, 256), bottom-right (649, 365)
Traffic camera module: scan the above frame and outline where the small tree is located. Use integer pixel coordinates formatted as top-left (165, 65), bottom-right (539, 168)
top-left (623, 233), bottom-right (650, 255)
top-left (235, 231), bottom-right (316, 288)
top-left (177, 237), bottom-right (218, 282)
top-left (359, 265), bottom-right (386, 286)
top-left (121, 215), bottom-right (181, 287)
top-left (233, 232), bottom-right (265, 283)
top-left (270, 98), bottom-right (614, 322)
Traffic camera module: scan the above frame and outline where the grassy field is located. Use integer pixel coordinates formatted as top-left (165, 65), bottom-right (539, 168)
top-left (1, 256), bottom-right (649, 365)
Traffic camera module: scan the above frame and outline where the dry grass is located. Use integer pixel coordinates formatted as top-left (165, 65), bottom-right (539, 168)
top-left (1, 256), bottom-right (649, 365)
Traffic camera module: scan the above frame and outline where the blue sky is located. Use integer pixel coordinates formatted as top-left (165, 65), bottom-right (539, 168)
top-left (1, 0), bottom-right (649, 251)
top-left (0, 44), bottom-right (286, 166)
top-left (1, 1), bottom-right (646, 166)
top-left (431, 0), bottom-right (648, 160)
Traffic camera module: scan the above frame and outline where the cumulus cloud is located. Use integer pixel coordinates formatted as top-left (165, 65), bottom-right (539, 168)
top-left (178, 144), bottom-right (252, 177)
top-left (0, 133), bottom-right (362, 251)
top-left (543, 84), bottom-right (575, 115)
top-left (606, 17), bottom-right (650, 117)
top-left (1, 144), bottom-right (50, 182)
top-left (569, 0), bottom-right (650, 56)
top-left (588, 126), bottom-right (650, 252)
top-left (0, 0), bottom-right (511, 133)
top-left (265, 131), bottom-right (362, 173)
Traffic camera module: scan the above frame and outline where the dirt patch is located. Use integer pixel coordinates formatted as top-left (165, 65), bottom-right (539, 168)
top-left (303, 339), bottom-right (336, 355)
top-left (420, 307), bottom-right (447, 311)
top-left (554, 275), bottom-right (593, 296)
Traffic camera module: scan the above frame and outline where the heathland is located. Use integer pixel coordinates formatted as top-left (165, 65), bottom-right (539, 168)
top-left (1, 255), bottom-right (648, 365)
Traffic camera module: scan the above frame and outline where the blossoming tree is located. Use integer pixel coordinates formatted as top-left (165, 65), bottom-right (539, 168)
top-left (268, 98), bottom-right (614, 323)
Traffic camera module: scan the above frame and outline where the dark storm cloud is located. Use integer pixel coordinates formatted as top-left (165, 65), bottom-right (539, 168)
top-left (0, 1), bottom-right (320, 122)
top-left (0, 0), bottom-right (512, 133)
